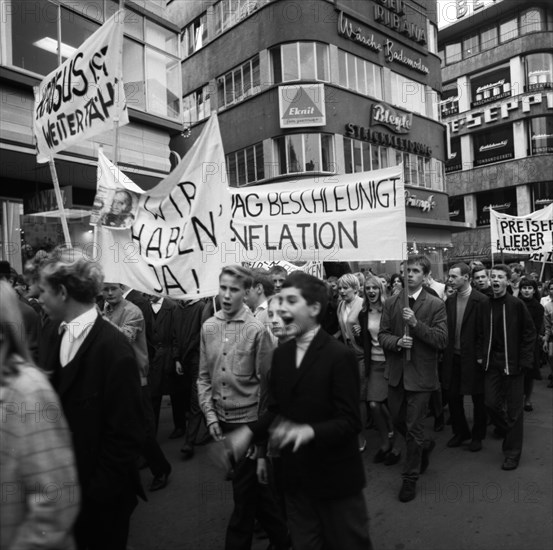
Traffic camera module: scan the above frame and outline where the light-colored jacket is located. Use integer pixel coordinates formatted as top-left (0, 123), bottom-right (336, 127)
top-left (198, 306), bottom-right (273, 426)
top-left (0, 361), bottom-right (80, 549)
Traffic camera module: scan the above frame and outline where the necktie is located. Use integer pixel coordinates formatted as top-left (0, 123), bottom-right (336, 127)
top-left (408, 296), bottom-right (415, 309)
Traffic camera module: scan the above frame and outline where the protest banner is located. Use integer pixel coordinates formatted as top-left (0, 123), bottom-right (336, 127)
top-left (91, 150), bottom-right (144, 229)
top-left (96, 113), bottom-right (232, 299)
top-left (246, 260), bottom-right (324, 279)
top-left (490, 204), bottom-right (553, 255)
top-left (230, 165), bottom-right (406, 262)
top-left (33, 10), bottom-right (128, 162)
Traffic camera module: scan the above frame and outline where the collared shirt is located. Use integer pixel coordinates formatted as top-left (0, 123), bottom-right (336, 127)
top-left (409, 287), bottom-right (423, 302)
top-left (296, 325), bottom-right (320, 368)
top-left (151, 297), bottom-right (164, 314)
top-left (59, 307), bottom-right (98, 367)
top-left (197, 306), bottom-right (273, 426)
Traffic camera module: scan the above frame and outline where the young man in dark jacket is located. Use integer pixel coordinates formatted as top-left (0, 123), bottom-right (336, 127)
top-left (478, 264), bottom-right (536, 471)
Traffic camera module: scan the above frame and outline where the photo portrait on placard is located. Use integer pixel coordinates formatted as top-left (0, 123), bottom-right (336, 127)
top-left (97, 188), bottom-right (138, 229)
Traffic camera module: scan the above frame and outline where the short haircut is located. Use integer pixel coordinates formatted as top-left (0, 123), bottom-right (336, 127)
top-left (338, 273), bottom-right (360, 292)
top-left (220, 265), bottom-right (253, 289)
top-left (471, 266), bottom-right (488, 278)
top-left (251, 269), bottom-right (275, 297)
top-left (450, 262), bottom-right (471, 276)
top-left (407, 254), bottom-right (431, 275)
top-left (377, 273), bottom-right (391, 284)
top-left (282, 272), bottom-right (328, 323)
top-left (519, 277), bottom-right (538, 294)
top-left (353, 271), bottom-right (365, 289)
top-left (491, 264), bottom-right (512, 280)
top-left (269, 265), bottom-right (288, 277)
top-left (40, 249), bottom-right (104, 304)
top-left (327, 275), bottom-right (338, 284)
top-left (509, 263), bottom-right (524, 275)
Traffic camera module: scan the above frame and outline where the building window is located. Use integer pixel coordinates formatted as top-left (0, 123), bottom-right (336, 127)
top-left (3, 1), bottom-right (97, 76)
top-left (271, 42), bottom-right (329, 83)
top-left (499, 17), bottom-right (518, 43)
top-left (473, 124), bottom-right (514, 166)
top-left (480, 25), bottom-right (498, 51)
top-left (462, 34), bottom-right (479, 58)
top-left (273, 134), bottom-right (335, 175)
top-left (343, 138), bottom-right (388, 174)
top-left (529, 117), bottom-right (553, 155)
top-left (182, 13), bottom-right (207, 58)
top-left (389, 73), bottom-right (427, 117)
top-left (395, 151), bottom-right (443, 190)
top-left (440, 86), bottom-right (460, 118)
top-left (337, 50), bottom-right (382, 99)
top-left (183, 85), bottom-right (211, 125)
top-left (446, 136), bottom-right (462, 173)
top-left (445, 42), bottom-right (461, 64)
top-left (227, 143), bottom-right (265, 186)
top-left (470, 66), bottom-right (511, 107)
top-left (525, 52), bottom-right (553, 91)
top-left (214, 0), bottom-right (268, 36)
top-left (520, 8), bottom-right (544, 34)
top-left (0, 1), bottom-right (181, 120)
top-left (217, 55), bottom-right (260, 108)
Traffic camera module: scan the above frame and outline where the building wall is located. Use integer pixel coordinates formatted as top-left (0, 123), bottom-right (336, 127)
top-left (439, 0), bottom-right (553, 272)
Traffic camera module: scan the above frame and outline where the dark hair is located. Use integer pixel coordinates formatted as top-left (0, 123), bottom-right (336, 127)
top-left (450, 262), bottom-right (471, 276)
top-left (251, 269), bottom-right (275, 297)
top-left (390, 273), bottom-right (404, 287)
top-left (471, 265), bottom-right (488, 278)
top-left (282, 272), bottom-right (328, 323)
top-left (269, 265), bottom-right (288, 277)
top-left (509, 263), bottom-right (524, 275)
top-left (491, 264), bottom-right (512, 280)
top-left (519, 277), bottom-right (538, 299)
top-left (407, 254), bottom-right (431, 275)
top-left (220, 265), bottom-right (253, 290)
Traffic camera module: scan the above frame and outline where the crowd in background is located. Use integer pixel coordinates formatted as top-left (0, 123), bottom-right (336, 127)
top-left (0, 250), bottom-right (550, 550)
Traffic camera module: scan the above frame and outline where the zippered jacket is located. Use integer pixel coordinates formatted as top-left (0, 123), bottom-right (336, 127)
top-left (479, 293), bottom-right (536, 375)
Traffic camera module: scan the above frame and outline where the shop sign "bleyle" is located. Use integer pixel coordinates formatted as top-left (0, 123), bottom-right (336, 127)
top-left (448, 91), bottom-right (553, 133)
top-left (371, 103), bottom-right (412, 134)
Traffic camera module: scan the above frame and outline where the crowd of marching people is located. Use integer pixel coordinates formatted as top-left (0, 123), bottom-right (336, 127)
top-left (0, 250), bottom-right (550, 550)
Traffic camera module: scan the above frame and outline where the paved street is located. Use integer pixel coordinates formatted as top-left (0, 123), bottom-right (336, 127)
top-left (129, 379), bottom-right (552, 550)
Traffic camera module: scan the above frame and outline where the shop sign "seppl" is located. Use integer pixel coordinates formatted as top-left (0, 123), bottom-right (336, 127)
top-left (371, 103), bottom-right (412, 134)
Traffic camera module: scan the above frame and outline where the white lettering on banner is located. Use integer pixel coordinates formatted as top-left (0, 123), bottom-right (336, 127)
top-left (490, 204), bottom-right (553, 255)
top-left (448, 91), bottom-right (553, 133)
top-left (33, 11), bottom-right (128, 161)
top-left (230, 165), bottom-right (407, 262)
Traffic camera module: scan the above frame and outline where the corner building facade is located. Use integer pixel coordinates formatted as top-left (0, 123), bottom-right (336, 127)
top-left (438, 0), bottom-right (553, 275)
top-left (172, 0), bottom-right (465, 278)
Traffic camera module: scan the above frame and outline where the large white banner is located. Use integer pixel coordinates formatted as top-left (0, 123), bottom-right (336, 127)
top-left (33, 11), bottom-right (128, 162)
top-left (96, 113), bottom-right (232, 299)
top-left (230, 166), bottom-right (406, 262)
top-left (490, 204), bottom-right (553, 255)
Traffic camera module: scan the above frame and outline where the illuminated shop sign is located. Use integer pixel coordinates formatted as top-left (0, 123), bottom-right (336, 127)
top-left (449, 195), bottom-right (465, 222)
top-left (337, 11), bottom-right (429, 75)
top-left (440, 87), bottom-right (460, 117)
top-left (372, 0), bottom-right (427, 45)
top-left (471, 67), bottom-right (511, 107)
top-left (475, 187), bottom-right (517, 227)
top-left (473, 125), bottom-right (514, 166)
top-left (448, 91), bottom-right (553, 133)
top-left (446, 136), bottom-right (462, 173)
top-left (370, 103), bottom-right (412, 134)
top-left (405, 191), bottom-right (435, 212)
top-left (345, 123), bottom-right (431, 156)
